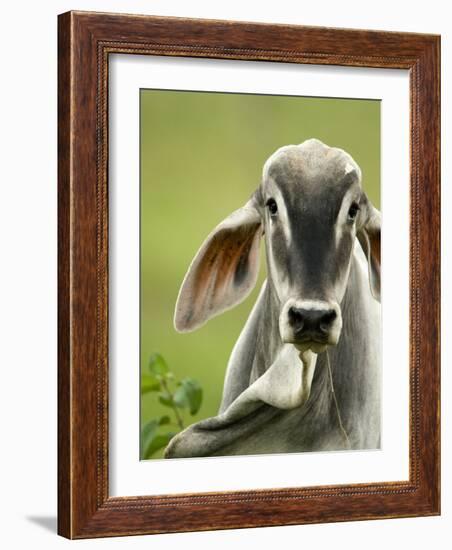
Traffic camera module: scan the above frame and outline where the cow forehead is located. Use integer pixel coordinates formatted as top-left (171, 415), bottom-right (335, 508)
top-left (262, 139), bottom-right (361, 198)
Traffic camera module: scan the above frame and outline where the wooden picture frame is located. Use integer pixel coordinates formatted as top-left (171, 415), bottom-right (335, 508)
top-left (58, 11), bottom-right (440, 539)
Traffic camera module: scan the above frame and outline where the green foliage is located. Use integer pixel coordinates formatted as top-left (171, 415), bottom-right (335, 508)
top-left (148, 353), bottom-right (169, 376)
top-left (140, 373), bottom-right (160, 394)
top-left (140, 353), bottom-right (203, 459)
top-left (174, 379), bottom-right (203, 415)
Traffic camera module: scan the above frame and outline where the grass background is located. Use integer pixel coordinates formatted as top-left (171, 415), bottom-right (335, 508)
top-left (140, 89), bottom-right (380, 458)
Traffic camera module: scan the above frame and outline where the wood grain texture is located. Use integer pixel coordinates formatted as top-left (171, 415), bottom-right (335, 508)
top-left (57, 10), bottom-right (72, 538)
top-left (57, 11), bottom-right (440, 539)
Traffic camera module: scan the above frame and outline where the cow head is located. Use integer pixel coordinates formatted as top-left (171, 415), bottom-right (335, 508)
top-left (174, 139), bottom-right (380, 354)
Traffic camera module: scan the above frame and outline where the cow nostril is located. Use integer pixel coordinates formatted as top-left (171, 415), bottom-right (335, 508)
top-left (319, 310), bottom-right (337, 333)
top-left (288, 307), bottom-right (304, 330)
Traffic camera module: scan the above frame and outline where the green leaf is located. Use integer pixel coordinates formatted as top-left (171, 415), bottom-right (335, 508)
top-left (140, 417), bottom-right (173, 459)
top-left (173, 384), bottom-right (189, 409)
top-left (143, 432), bottom-right (176, 459)
top-left (148, 353), bottom-right (169, 377)
top-left (140, 373), bottom-right (160, 394)
top-left (179, 378), bottom-right (203, 415)
top-left (158, 392), bottom-right (174, 407)
top-left (140, 419), bottom-right (159, 459)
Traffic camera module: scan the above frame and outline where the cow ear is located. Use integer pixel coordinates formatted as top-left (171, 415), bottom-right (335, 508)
top-left (357, 196), bottom-right (381, 302)
top-left (174, 201), bottom-right (262, 332)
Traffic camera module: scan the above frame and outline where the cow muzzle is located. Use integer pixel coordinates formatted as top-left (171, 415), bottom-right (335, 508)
top-left (279, 299), bottom-right (342, 353)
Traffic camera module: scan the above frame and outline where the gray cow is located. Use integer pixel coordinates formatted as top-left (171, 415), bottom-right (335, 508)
top-left (165, 138), bottom-right (381, 458)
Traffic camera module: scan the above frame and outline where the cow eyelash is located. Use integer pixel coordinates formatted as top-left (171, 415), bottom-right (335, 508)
top-left (266, 198), bottom-right (278, 216)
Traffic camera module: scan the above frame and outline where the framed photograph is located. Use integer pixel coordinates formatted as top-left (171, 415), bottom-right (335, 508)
top-left (58, 11), bottom-right (440, 538)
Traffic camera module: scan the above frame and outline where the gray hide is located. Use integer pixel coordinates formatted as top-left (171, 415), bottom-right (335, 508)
top-left (165, 139), bottom-right (381, 458)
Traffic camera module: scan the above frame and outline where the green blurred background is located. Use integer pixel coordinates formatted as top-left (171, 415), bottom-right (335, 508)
top-left (140, 89), bottom-right (380, 458)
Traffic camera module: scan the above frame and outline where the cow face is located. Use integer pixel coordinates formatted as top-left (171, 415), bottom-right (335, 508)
top-left (259, 139), bottom-right (380, 352)
top-left (174, 139), bottom-right (380, 355)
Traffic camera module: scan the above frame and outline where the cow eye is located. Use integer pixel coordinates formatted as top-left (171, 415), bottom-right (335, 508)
top-left (347, 202), bottom-right (360, 221)
top-left (266, 198), bottom-right (278, 216)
